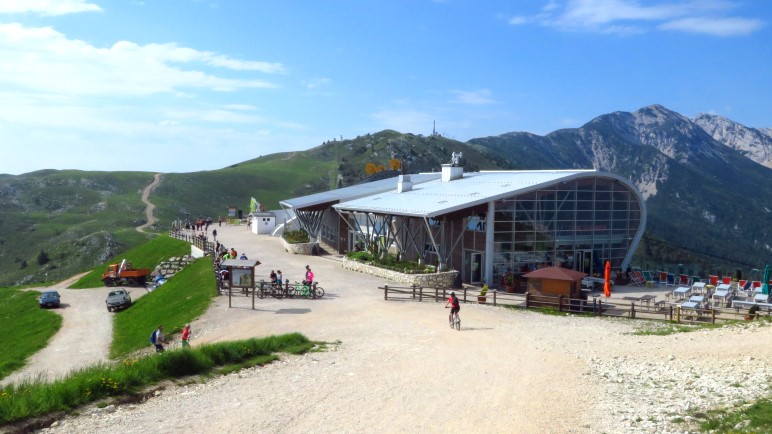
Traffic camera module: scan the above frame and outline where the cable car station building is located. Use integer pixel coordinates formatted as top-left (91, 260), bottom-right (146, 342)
top-left (280, 158), bottom-right (646, 289)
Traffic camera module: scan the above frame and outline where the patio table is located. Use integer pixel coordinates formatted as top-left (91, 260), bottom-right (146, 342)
top-left (673, 286), bottom-right (691, 300)
top-left (691, 282), bottom-right (707, 294)
top-left (712, 289), bottom-right (730, 306)
top-left (639, 294), bottom-right (656, 305)
top-left (681, 301), bottom-right (699, 309)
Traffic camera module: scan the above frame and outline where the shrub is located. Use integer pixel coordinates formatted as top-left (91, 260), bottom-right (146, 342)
top-left (346, 252), bottom-right (436, 273)
top-left (283, 230), bottom-right (310, 244)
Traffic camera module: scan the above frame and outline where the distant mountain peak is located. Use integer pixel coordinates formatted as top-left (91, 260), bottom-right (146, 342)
top-left (693, 112), bottom-right (772, 168)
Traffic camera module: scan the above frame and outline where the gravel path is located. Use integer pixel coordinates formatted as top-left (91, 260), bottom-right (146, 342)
top-left (2, 275), bottom-right (150, 387)
top-left (14, 225), bottom-right (772, 433)
top-left (136, 173), bottom-right (161, 233)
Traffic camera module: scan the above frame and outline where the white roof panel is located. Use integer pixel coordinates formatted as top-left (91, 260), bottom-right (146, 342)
top-left (333, 170), bottom-right (598, 217)
top-left (279, 173), bottom-right (441, 209)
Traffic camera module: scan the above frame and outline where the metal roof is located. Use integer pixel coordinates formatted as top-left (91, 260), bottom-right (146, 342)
top-left (220, 259), bottom-right (261, 268)
top-left (279, 173), bottom-right (441, 210)
top-left (333, 170), bottom-right (606, 218)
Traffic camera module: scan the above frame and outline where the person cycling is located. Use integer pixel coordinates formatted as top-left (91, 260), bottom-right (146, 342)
top-left (445, 291), bottom-right (460, 327)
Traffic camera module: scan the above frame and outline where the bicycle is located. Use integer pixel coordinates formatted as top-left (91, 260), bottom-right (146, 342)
top-left (445, 306), bottom-right (460, 331)
top-left (293, 281), bottom-right (325, 298)
top-left (257, 281), bottom-right (284, 299)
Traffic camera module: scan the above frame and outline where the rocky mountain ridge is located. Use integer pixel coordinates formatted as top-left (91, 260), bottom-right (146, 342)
top-left (469, 104), bottom-right (771, 272)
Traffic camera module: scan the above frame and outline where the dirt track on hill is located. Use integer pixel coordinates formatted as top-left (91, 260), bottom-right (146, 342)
top-left (136, 173), bottom-right (161, 233)
top-left (26, 224), bottom-right (772, 433)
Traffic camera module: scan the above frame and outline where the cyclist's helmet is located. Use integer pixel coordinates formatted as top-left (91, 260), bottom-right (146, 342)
top-left (450, 291), bottom-right (455, 296)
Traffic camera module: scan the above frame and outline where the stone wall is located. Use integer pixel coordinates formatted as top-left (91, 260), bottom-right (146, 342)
top-left (342, 257), bottom-right (458, 287)
top-left (283, 239), bottom-right (316, 255)
top-left (151, 255), bottom-right (196, 280)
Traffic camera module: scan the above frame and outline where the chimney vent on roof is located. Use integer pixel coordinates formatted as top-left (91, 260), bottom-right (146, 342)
top-left (397, 174), bottom-right (413, 193)
top-left (441, 152), bottom-right (464, 182)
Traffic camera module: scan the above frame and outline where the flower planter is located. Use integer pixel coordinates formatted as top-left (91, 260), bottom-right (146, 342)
top-left (477, 296), bottom-right (487, 304)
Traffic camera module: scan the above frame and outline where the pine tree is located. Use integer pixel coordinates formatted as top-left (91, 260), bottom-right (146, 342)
top-left (37, 250), bottom-right (50, 266)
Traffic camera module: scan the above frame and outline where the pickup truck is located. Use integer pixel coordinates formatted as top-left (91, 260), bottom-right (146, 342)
top-left (106, 288), bottom-right (132, 312)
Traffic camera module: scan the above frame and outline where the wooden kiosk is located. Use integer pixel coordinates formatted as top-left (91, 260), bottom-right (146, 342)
top-left (220, 258), bottom-right (261, 309)
top-left (522, 267), bottom-right (587, 306)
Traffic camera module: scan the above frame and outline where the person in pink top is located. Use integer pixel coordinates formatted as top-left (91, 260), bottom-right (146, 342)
top-left (304, 265), bottom-right (314, 285)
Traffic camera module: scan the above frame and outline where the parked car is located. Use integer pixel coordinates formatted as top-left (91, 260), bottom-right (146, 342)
top-left (38, 290), bottom-right (61, 308)
top-left (106, 288), bottom-right (132, 312)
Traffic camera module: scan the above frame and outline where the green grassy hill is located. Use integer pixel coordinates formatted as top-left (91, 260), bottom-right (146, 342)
top-left (0, 131), bottom-right (503, 286)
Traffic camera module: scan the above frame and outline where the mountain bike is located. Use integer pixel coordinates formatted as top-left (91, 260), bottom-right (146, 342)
top-left (445, 306), bottom-right (460, 331)
top-left (294, 281), bottom-right (325, 298)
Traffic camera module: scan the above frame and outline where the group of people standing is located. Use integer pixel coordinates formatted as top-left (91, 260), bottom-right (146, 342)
top-left (151, 323), bottom-right (192, 352)
top-left (267, 265), bottom-right (315, 287)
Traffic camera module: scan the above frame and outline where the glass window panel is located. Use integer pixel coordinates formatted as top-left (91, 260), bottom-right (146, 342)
top-left (577, 211), bottom-right (593, 220)
top-left (557, 210), bottom-right (575, 220)
top-left (494, 232), bottom-right (513, 242)
top-left (494, 221), bottom-right (512, 232)
top-left (495, 210), bottom-right (513, 221)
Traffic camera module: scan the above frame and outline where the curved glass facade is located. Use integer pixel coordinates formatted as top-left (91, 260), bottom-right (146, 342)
top-left (491, 176), bottom-right (642, 282)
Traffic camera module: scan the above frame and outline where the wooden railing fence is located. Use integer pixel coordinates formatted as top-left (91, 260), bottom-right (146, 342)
top-left (379, 286), bottom-right (771, 324)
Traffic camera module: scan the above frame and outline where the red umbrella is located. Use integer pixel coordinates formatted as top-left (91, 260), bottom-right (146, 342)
top-left (604, 260), bottom-right (611, 298)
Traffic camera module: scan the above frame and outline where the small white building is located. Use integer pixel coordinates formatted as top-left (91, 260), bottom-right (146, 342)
top-left (250, 212), bottom-right (276, 235)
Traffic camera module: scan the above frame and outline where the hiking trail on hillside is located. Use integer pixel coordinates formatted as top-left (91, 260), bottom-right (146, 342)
top-left (136, 173), bottom-right (161, 233)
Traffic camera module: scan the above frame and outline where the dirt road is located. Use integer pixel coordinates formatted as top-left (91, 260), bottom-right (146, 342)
top-left (135, 173), bottom-right (160, 233)
top-left (1, 277), bottom-right (149, 387)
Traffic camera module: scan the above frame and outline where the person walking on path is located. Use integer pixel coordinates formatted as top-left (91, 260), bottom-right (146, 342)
top-left (304, 265), bottom-right (314, 285)
top-left (152, 325), bottom-right (165, 352)
top-left (181, 324), bottom-right (191, 348)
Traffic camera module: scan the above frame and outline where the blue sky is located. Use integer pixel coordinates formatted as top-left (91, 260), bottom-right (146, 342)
top-left (0, 0), bottom-right (769, 175)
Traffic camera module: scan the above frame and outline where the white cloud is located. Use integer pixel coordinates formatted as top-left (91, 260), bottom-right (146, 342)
top-left (302, 77), bottom-right (331, 90)
top-left (660, 16), bottom-right (765, 36)
top-left (451, 89), bottom-right (495, 105)
top-left (0, 23), bottom-right (283, 97)
top-left (509, 16), bottom-right (529, 25)
top-left (0, 0), bottom-right (102, 16)
top-left (510, 0), bottom-right (764, 36)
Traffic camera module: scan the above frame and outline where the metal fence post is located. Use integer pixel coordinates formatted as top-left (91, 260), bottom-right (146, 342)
top-left (558, 295), bottom-right (563, 312)
top-left (384, 284), bottom-right (388, 300)
top-left (525, 292), bottom-right (530, 308)
top-left (412, 285), bottom-right (416, 300)
top-left (631, 303), bottom-right (636, 319)
top-left (493, 290), bottom-right (497, 306)
top-left (419, 286), bottom-right (423, 302)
